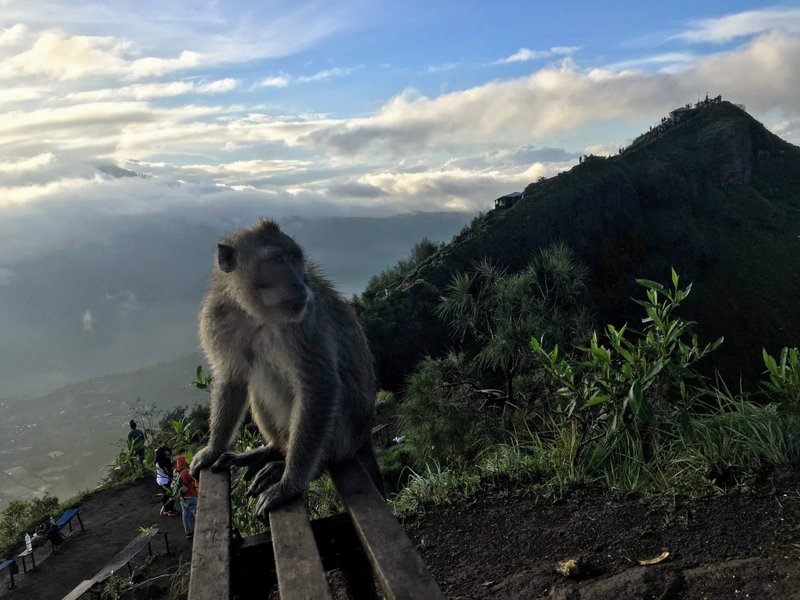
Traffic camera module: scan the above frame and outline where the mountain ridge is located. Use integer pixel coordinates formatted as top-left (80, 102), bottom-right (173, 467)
top-left (360, 101), bottom-right (800, 389)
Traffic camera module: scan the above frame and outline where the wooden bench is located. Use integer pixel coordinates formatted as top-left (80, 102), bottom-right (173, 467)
top-left (49, 507), bottom-right (86, 551)
top-left (188, 457), bottom-right (444, 599)
top-left (0, 559), bottom-right (18, 590)
top-left (56, 508), bottom-right (85, 534)
top-left (62, 527), bottom-right (171, 600)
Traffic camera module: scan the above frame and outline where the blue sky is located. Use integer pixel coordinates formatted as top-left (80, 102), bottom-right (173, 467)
top-left (2, 1), bottom-right (800, 395)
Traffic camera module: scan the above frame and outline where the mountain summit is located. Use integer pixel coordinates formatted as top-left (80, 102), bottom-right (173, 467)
top-left (360, 101), bottom-right (800, 389)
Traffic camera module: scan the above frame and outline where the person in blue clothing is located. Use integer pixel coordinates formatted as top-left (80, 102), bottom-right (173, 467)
top-left (128, 420), bottom-right (146, 463)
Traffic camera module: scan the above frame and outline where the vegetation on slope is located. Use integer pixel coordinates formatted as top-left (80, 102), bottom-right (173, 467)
top-left (357, 102), bottom-right (800, 390)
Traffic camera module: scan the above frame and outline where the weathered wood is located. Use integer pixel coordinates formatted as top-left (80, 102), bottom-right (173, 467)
top-left (269, 494), bottom-right (332, 600)
top-left (189, 470), bottom-right (231, 600)
top-left (92, 527), bottom-right (160, 582)
top-left (63, 528), bottom-right (162, 599)
top-left (330, 460), bottom-right (444, 600)
top-left (62, 579), bottom-right (96, 600)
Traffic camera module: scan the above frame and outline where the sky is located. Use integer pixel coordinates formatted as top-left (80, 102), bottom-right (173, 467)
top-left (2, 0), bottom-right (800, 397)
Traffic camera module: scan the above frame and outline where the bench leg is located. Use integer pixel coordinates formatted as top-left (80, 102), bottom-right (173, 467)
top-left (163, 533), bottom-right (170, 554)
top-left (21, 556), bottom-right (27, 574)
top-left (127, 562), bottom-right (133, 577)
top-left (77, 514), bottom-right (85, 532)
top-left (31, 552), bottom-right (36, 571)
top-left (8, 570), bottom-right (15, 590)
top-left (68, 519), bottom-right (73, 533)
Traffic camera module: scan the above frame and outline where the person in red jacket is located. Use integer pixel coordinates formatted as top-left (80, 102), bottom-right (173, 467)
top-left (173, 455), bottom-right (198, 539)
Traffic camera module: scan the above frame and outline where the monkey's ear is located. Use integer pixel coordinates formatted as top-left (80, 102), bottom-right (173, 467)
top-left (217, 244), bottom-right (237, 273)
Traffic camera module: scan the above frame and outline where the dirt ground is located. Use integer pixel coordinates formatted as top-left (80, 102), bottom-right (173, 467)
top-left (0, 478), bottom-right (191, 600)
top-left (3, 470), bottom-right (799, 599)
top-left (405, 469), bottom-right (800, 599)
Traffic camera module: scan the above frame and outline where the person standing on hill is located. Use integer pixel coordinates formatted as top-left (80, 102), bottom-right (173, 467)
top-left (155, 444), bottom-right (179, 516)
top-left (128, 420), bottom-right (146, 463)
top-left (174, 455), bottom-right (199, 539)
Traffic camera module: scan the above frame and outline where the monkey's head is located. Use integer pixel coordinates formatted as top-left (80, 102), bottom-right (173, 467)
top-left (216, 219), bottom-right (314, 324)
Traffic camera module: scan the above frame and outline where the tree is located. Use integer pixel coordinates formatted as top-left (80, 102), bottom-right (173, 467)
top-left (437, 242), bottom-right (590, 402)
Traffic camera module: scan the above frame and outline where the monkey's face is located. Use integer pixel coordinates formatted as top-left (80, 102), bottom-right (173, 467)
top-left (251, 247), bottom-right (313, 323)
top-left (219, 241), bottom-right (313, 323)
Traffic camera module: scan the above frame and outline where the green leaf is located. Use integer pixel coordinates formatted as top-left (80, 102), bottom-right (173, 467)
top-left (671, 268), bottom-right (679, 289)
top-left (636, 278), bottom-right (668, 295)
top-left (582, 394), bottom-right (610, 408)
top-left (627, 380), bottom-right (655, 425)
top-left (763, 348), bottom-right (778, 374)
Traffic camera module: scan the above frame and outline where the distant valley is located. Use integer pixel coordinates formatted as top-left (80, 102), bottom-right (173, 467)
top-left (0, 354), bottom-right (206, 509)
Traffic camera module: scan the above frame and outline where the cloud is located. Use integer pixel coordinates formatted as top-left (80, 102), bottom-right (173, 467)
top-left (260, 74), bottom-right (291, 88)
top-left (297, 67), bottom-right (354, 83)
top-left (0, 23), bottom-right (27, 46)
top-left (0, 30), bottom-right (130, 80)
top-left (0, 87), bottom-right (45, 104)
top-left (65, 78), bottom-right (237, 102)
top-left (0, 1), bottom-right (363, 83)
top-left (497, 46), bottom-right (579, 63)
top-left (0, 268), bottom-right (13, 286)
top-left (197, 78), bottom-right (237, 93)
top-left (259, 67), bottom-right (354, 87)
top-left (0, 153), bottom-right (55, 173)
top-left (675, 8), bottom-right (800, 44)
top-left (306, 31), bottom-right (800, 156)
top-left (127, 51), bottom-right (203, 80)
top-left (604, 52), bottom-right (696, 72)
top-left (426, 63), bottom-right (458, 74)
top-left (82, 310), bottom-right (93, 332)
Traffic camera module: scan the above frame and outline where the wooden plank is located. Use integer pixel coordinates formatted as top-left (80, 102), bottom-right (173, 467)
top-left (62, 579), bottom-right (97, 600)
top-left (93, 527), bottom-right (160, 582)
top-left (269, 494), bottom-right (332, 600)
top-left (330, 460), bottom-right (444, 600)
top-left (189, 470), bottom-right (231, 600)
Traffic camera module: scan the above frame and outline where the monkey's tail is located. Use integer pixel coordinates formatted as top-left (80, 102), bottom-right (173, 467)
top-left (356, 442), bottom-right (386, 499)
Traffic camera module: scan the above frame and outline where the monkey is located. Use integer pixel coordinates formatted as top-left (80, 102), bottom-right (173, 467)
top-left (189, 218), bottom-right (382, 518)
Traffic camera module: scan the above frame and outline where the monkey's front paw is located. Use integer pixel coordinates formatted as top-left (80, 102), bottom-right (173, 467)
top-left (246, 461), bottom-right (285, 497)
top-left (254, 483), bottom-right (303, 520)
top-left (189, 446), bottom-right (223, 478)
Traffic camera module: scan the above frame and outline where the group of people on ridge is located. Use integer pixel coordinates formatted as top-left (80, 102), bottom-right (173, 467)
top-left (128, 420), bottom-right (199, 539)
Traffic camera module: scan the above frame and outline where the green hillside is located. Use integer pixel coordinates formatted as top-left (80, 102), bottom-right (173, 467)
top-left (359, 102), bottom-right (800, 390)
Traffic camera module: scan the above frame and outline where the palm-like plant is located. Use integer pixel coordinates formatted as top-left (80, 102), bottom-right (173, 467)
top-left (438, 242), bottom-right (590, 402)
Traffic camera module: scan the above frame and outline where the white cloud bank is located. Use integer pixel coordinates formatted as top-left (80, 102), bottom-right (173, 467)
top-left (1, 9), bottom-right (799, 219)
top-left (676, 7), bottom-right (800, 43)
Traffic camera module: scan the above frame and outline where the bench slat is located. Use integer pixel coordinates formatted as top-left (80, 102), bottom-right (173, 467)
top-left (189, 470), bottom-right (231, 600)
top-left (330, 461), bottom-right (444, 600)
top-left (62, 579), bottom-right (96, 600)
top-left (93, 527), bottom-right (159, 582)
top-left (57, 508), bottom-right (79, 523)
top-left (270, 494), bottom-right (332, 600)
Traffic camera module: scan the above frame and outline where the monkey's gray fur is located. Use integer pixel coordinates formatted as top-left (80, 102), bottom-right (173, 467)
top-left (190, 218), bottom-right (381, 517)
